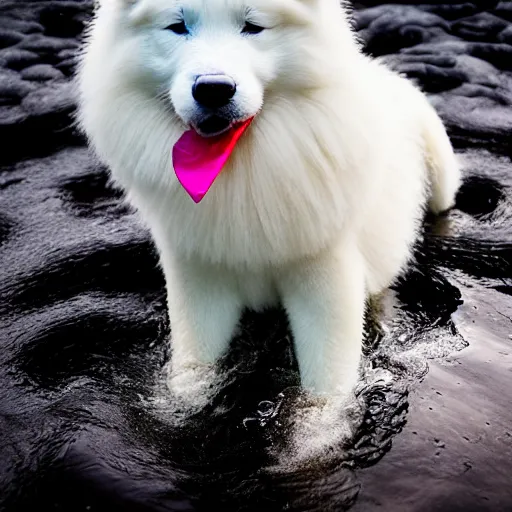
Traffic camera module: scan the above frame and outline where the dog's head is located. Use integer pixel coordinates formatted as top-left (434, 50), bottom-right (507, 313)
top-left (100, 0), bottom-right (357, 137)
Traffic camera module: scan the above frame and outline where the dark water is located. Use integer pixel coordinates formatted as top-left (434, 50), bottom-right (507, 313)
top-left (1, 1), bottom-right (512, 511)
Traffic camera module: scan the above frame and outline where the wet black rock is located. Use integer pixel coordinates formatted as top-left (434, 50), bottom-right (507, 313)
top-left (1, 1), bottom-right (512, 512)
top-left (1, 48), bottom-right (41, 70)
top-left (40, 3), bottom-right (92, 39)
top-left (0, 28), bottom-right (24, 49)
top-left (21, 63), bottom-right (65, 81)
top-left (0, 67), bottom-right (36, 101)
top-left (21, 81), bottom-right (75, 116)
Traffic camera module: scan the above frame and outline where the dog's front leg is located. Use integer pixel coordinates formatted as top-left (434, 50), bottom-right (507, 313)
top-left (279, 240), bottom-right (366, 398)
top-left (162, 254), bottom-right (242, 374)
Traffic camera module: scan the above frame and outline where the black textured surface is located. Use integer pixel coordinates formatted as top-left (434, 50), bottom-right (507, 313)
top-left (1, 1), bottom-right (512, 511)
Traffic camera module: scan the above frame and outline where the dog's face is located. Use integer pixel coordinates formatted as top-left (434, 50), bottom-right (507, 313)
top-left (114, 0), bottom-right (341, 136)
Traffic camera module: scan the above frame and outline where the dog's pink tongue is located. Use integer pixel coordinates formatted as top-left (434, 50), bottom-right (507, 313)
top-left (172, 118), bottom-right (253, 203)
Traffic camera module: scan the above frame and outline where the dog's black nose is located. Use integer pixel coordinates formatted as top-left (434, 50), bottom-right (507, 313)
top-left (192, 75), bottom-right (236, 109)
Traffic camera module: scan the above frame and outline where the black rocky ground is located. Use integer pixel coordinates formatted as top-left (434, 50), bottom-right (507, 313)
top-left (1, 1), bottom-right (512, 511)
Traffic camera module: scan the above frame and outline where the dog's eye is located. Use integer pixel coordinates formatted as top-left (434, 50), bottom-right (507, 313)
top-left (242, 22), bottom-right (265, 35)
top-left (165, 21), bottom-right (188, 35)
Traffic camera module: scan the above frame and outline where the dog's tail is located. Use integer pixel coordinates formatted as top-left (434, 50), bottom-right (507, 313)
top-left (421, 103), bottom-right (461, 215)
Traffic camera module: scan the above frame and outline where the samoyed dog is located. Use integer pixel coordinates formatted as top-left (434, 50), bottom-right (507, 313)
top-left (76, 0), bottom-right (461, 400)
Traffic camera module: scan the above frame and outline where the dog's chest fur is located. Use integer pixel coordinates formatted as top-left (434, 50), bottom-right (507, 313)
top-left (133, 111), bottom-right (375, 269)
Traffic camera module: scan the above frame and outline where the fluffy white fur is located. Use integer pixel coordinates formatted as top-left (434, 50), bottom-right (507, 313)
top-left (76, 0), bottom-right (461, 398)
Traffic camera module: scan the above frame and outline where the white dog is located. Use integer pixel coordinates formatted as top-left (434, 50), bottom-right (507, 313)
top-left (76, 0), bottom-right (461, 399)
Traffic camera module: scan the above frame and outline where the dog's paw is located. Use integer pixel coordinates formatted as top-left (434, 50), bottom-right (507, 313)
top-left (166, 360), bottom-right (220, 410)
top-left (271, 390), bottom-right (363, 467)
